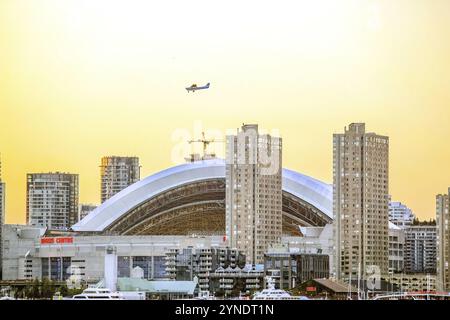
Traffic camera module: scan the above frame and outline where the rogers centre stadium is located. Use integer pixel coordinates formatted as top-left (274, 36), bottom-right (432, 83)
top-left (2, 159), bottom-right (341, 284)
top-left (2, 158), bottom-right (405, 293)
top-left (72, 159), bottom-right (333, 236)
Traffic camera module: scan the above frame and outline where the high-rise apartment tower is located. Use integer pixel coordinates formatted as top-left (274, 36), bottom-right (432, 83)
top-left (225, 124), bottom-right (282, 264)
top-left (333, 123), bottom-right (389, 280)
top-left (100, 156), bottom-right (140, 203)
top-left (27, 172), bottom-right (79, 229)
top-left (436, 188), bottom-right (450, 291)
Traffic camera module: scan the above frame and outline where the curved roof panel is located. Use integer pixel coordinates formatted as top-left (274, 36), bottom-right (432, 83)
top-left (73, 159), bottom-right (333, 232)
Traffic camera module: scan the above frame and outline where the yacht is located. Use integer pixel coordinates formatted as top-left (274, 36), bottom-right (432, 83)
top-left (252, 277), bottom-right (309, 300)
top-left (72, 287), bottom-right (124, 300)
top-left (72, 287), bottom-right (146, 300)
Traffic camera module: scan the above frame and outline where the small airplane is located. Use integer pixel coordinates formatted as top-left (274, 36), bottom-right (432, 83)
top-left (186, 82), bottom-right (210, 92)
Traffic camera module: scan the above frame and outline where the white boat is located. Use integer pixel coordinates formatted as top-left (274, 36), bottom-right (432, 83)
top-left (252, 277), bottom-right (309, 300)
top-left (72, 287), bottom-right (123, 300)
top-left (72, 287), bottom-right (146, 300)
top-left (194, 290), bottom-right (216, 300)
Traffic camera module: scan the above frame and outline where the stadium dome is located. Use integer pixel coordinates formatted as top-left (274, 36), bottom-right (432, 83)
top-left (72, 159), bottom-right (333, 236)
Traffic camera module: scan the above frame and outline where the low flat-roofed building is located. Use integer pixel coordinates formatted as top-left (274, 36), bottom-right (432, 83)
top-left (209, 265), bottom-right (264, 296)
top-left (117, 277), bottom-right (197, 300)
top-left (382, 274), bottom-right (436, 293)
top-left (165, 246), bottom-right (246, 292)
top-left (306, 278), bottom-right (358, 299)
top-left (263, 245), bottom-right (329, 290)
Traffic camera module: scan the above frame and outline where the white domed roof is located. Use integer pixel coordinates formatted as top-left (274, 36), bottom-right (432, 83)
top-left (73, 159), bottom-right (332, 232)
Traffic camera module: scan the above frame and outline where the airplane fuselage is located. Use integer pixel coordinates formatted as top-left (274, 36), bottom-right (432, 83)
top-left (186, 83), bottom-right (210, 92)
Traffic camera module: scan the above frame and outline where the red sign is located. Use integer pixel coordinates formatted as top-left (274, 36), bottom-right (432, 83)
top-left (40, 238), bottom-right (54, 244)
top-left (40, 237), bottom-right (73, 244)
top-left (306, 286), bottom-right (317, 292)
top-left (56, 237), bottom-right (73, 244)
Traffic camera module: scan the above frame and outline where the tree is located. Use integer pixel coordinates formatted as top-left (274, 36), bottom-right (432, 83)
top-left (67, 286), bottom-right (85, 297)
top-left (412, 218), bottom-right (436, 226)
top-left (59, 284), bottom-right (69, 297)
top-left (30, 278), bottom-right (41, 299)
top-left (41, 278), bottom-right (55, 299)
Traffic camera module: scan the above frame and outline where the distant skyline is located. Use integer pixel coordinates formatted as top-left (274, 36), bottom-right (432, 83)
top-left (1, 0), bottom-right (450, 223)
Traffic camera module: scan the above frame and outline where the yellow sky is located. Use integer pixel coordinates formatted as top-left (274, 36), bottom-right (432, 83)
top-left (1, 0), bottom-right (449, 224)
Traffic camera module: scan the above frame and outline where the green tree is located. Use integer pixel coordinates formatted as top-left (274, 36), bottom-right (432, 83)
top-left (59, 284), bottom-right (69, 297)
top-left (30, 278), bottom-right (41, 299)
top-left (41, 278), bottom-right (55, 299)
top-left (14, 288), bottom-right (23, 299)
top-left (67, 286), bottom-right (85, 297)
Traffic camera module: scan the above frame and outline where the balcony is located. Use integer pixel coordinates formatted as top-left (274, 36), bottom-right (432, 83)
top-left (245, 278), bottom-right (259, 283)
top-left (246, 284), bottom-right (260, 289)
top-left (199, 267), bottom-right (211, 272)
top-left (219, 278), bottom-right (234, 283)
top-left (219, 284), bottom-right (233, 289)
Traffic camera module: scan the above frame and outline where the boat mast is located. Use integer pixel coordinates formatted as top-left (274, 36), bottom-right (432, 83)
top-left (357, 262), bottom-right (361, 300)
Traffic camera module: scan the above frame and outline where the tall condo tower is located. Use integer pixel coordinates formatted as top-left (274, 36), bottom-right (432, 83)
top-left (27, 172), bottom-right (79, 229)
top-left (225, 124), bottom-right (282, 264)
top-left (333, 123), bottom-right (389, 281)
top-left (436, 188), bottom-right (450, 291)
top-left (100, 156), bottom-right (140, 203)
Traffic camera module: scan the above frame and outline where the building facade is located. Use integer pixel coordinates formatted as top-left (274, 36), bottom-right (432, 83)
top-left (226, 124), bottom-right (282, 264)
top-left (264, 250), bottom-right (329, 290)
top-left (436, 189), bottom-right (450, 291)
top-left (78, 204), bottom-right (97, 221)
top-left (2, 225), bottom-right (260, 297)
top-left (165, 247), bottom-right (245, 290)
top-left (26, 173), bottom-right (79, 230)
top-left (382, 274), bottom-right (436, 293)
top-left (333, 123), bottom-right (389, 280)
top-left (1, 224), bottom-right (227, 283)
top-left (209, 266), bottom-right (263, 296)
top-left (404, 226), bottom-right (436, 274)
top-left (165, 246), bottom-right (247, 294)
top-left (100, 156), bottom-right (140, 203)
top-left (389, 200), bottom-right (415, 229)
top-left (389, 225), bottom-right (405, 274)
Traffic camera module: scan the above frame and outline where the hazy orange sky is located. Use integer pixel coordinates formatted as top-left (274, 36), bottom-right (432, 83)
top-left (1, 0), bottom-right (449, 224)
